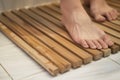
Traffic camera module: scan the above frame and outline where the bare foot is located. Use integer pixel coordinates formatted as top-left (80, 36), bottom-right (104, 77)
top-left (60, 0), bottom-right (114, 49)
top-left (89, 0), bottom-right (119, 22)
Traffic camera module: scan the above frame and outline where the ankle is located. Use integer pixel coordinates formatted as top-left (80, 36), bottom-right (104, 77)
top-left (60, 0), bottom-right (84, 12)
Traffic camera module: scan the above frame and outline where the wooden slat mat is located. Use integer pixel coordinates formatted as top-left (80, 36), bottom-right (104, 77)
top-left (0, 0), bottom-right (120, 76)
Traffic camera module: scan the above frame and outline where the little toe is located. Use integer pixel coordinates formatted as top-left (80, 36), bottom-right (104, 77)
top-left (93, 40), bottom-right (102, 49)
top-left (79, 40), bottom-right (89, 48)
top-left (98, 39), bottom-right (108, 49)
top-left (114, 10), bottom-right (119, 16)
top-left (110, 10), bottom-right (117, 20)
top-left (107, 40), bottom-right (114, 47)
top-left (112, 10), bottom-right (118, 19)
top-left (86, 40), bottom-right (96, 49)
top-left (106, 12), bottom-right (113, 21)
top-left (94, 14), bottom-right (106, 22)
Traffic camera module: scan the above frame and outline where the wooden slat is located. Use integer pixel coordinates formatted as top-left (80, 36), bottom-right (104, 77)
top-left (107, 1), bottom-right (120, 8)
top-left (0, 14), bottom-right (71, 73)
top-left (100, 49), bottom-right (111, 57)
top-left (38, 6), bottom-right (62, 20)
top-left (111, 20), bottom-right (120, 26)
top-left (0, 23), bottom-right (59, 76)
top-left (46, 4), bottom-right (61, 14)
top-left (110, 45), bottom-right (120, 53)
top-left (109, 0), bottom-right (120, 4)
top-left (30, 7), bottom-right (61, 27)
top-left (101, 21), bottom-right (120, 32)
top-left (12, 10), bottom-right (93, 64)
top-left (3, 12), bottom-right (82, 68)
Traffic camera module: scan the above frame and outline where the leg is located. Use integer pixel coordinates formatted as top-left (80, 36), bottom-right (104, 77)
top-left (60, 0), bottom-right (114, 49)
top-left (85, 0), bottom-right (119, 21)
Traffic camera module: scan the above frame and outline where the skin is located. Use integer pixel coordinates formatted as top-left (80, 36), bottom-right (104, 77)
top-left (85, 0), bottom-right (119, 21)
top-left (60, 0), bottom-right (119, 49)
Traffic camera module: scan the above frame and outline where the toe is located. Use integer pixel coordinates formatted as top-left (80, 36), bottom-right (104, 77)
top-left (103, 35), bottom-right (114, 47)
top-left (86, 40), bottom-right (96, 49)
top-left (98, 39), bottom-right (108, 49)
top-left (113, 10), bottom-right (119, 19)
top-left (106, 12), bottom-right (112, 21)
top-left (110, 11), bottom-right (116, 20)
top-left (114, 9), bottom-right (119, 16)
top-left (113, 10), bottom-right (118, 19)
top-left (79, 39), bottom-right (89, 48)
top-left (94, 14), bottom-right (106, 22)
top-left (110, 10), bottom-right (117, 20)
top-left (93, 40), bottom-right (102, 49)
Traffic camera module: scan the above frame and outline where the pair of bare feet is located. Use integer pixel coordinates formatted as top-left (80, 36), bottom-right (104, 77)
top-left (60, 0), bottom-right (119, 49)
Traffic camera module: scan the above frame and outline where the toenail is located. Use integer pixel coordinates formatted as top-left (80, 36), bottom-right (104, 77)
top-left (83, 45), bottom-right (89, 48)
top-left (91, 46), bottom-right (96, 49)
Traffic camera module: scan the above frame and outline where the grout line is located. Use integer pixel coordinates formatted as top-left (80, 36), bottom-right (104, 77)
top-left (0, 64), bottom-right (14, 80)
top-left (108, 58), bottom-right (120, 65)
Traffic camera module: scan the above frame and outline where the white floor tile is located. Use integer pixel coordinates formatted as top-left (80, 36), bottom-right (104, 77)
top-left (0, 44), bottom-right (44, 80)
top-left (109, 52), bottom-right (120, 65)
top-left (0, 44), bottom-right (19, 58)
top-left (21, 58), bottom-right (120, 80)
top-left (0, 32), bottom-right (13, 47)
top-left (0, 65), bottom-right (12, 80)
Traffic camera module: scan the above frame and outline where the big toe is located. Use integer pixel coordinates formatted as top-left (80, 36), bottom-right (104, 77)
top-left (94, 14), bottom-right (106, 22)
top-left (79, 39), bottom-right (89, 48)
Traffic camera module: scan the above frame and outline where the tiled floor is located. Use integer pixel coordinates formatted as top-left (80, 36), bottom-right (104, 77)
top-left (0, 28), bottom-right (120, 80)
top-left (0, 64), bottom-right (12, 80)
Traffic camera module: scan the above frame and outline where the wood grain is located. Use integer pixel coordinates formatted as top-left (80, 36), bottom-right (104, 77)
top-left (0, 23), bottom-right (59, 76)
top-left (0, 15), bottom-right (71, 73)
top-left (3, 12), bottom-right (82, 68)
